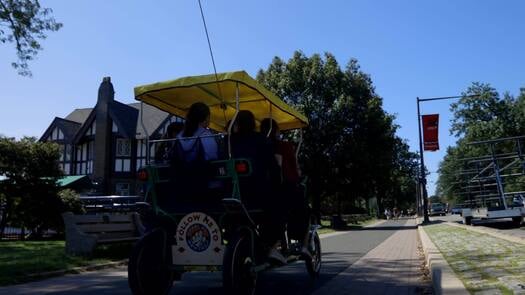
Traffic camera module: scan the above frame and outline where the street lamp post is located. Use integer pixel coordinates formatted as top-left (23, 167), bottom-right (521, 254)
top-left (416, 95), bottom-right (477, 224)
top-left (416, 97), bottom-right (430, 223)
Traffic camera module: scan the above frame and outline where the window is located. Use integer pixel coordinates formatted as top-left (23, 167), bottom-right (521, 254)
top-left (57, 144), bottom-right (72, 175)
top-left (48, 127), bottom-right (64, 141)
top-left (136, 139), bottom-right (147, 171)
top-left (63, 163), bottom-right (71, 175)
top-left (59, 144), bottom-right (64, 161)
top-left (116, 183), bottom-right (130, 196)
top-left (65, 144), bottom-right (72, 161)
top-left (117, 139), bottom-right (131, 157)
top-left (115, 138), bottom-right (131, 172)
top-left (86, 121), bottom-right (96, 136)
top-left (75, 141), bottom-right (94, 175)
top-left (112, 122), bottom-right (118, 133)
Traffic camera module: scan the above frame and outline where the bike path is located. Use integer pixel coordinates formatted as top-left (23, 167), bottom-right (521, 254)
top-left (0, 219), bottom-right (410, 295)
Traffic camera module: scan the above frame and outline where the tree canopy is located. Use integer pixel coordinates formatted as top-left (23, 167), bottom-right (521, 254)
top-left (0, 0), bottom-right (62, 76)
top-left (436, 83), bottom-right (525, 204)
top-left (257, 51), bottom-right (419, 216)
top-left (0, 136), bottom-right (81, 238)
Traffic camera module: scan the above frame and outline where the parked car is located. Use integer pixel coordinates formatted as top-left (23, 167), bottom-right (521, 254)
top-left (429, 203), bottom-right (446, 216)
top-left (450, 207), bottom-right (462, 215)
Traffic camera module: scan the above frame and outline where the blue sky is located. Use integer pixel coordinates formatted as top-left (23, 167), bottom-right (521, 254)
top-left (1, 0), bottom-right (524, 194)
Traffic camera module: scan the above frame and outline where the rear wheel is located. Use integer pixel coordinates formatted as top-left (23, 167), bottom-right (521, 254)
top-left (223, 233), bottom-right (257, 295)
top-left (305, 230), bottom-right (321, 278)
top-left (128, 228), bottom-right (173, 295)
top-left (463, 216), bottom-right (472, 226)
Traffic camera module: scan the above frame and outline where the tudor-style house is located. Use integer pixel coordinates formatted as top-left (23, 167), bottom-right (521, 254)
top-left (41, 77), bottom-right (182, 196)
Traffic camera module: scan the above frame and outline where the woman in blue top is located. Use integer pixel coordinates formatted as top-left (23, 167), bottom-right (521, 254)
top-left (176, 102), bottom-right (218, 161)
top-left (171, 102), bottom-right (219, 199)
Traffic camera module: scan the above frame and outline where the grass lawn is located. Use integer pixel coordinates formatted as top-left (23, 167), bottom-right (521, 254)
top-left (424, 223), bottom-right (525, 294)
top-left (318, 217), bottom-right (378, 235)
top-left (0, 241), bottom-right (132, 286)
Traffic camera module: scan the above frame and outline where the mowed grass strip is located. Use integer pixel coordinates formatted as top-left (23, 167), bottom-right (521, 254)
top-left (318, 217), bottom-right (378, 235)
top-left (424, 224), bottom-right (525, 294)
top-left (0, 241), bottom-right (132, 286)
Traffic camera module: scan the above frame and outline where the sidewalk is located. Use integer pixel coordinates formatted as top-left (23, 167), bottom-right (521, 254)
top-left (313, 218), bottom-right (431, 295)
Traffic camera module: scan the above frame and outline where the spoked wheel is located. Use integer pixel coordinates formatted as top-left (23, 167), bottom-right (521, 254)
top-left (128, 228), bottom-right (173, 295)
top-left (305, 230), bottom-right (322, 278)
top-left (223, 233), bottom-right (257, 295)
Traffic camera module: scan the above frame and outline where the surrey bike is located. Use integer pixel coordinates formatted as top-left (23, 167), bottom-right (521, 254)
top-left (128, 71), bottom-right (321, 295)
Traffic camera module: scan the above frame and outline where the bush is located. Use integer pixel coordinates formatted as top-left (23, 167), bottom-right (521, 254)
top-left (58, 189), bottom-right (84, 215)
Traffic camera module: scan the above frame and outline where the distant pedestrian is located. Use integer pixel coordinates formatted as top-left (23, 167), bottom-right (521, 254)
top-left (384, 208), bottom-right (392, 220)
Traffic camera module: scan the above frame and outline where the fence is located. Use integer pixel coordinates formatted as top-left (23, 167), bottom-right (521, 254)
top-left (0, 195), bottom-right (143, 241)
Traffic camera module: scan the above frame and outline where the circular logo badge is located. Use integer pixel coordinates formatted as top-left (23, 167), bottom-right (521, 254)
top-left (185, 223), bottom-right (211, 252)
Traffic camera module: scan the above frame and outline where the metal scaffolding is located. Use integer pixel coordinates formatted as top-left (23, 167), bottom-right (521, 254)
top-left (455, 136), bottom-right (525, 210)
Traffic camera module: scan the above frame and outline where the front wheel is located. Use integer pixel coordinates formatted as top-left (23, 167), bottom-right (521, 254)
top-left (128, 228), bottom-right (173, 295)
top-left (305, 230), bottom-right (322, 278)
top-left (223, 233), bottom-right (257, 295)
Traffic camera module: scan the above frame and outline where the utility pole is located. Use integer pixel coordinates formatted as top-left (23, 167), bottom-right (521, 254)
top-left (416, 94), bottom-right (478, 224)
top-left (417, 97), bottom-right (430, 223)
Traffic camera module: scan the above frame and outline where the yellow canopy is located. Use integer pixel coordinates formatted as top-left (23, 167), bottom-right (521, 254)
top-left (134, 71), bottom-right (308, 131)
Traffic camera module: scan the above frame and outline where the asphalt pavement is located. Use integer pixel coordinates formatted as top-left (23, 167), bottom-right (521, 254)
top-left (0, 219), bottom-right (421, 295)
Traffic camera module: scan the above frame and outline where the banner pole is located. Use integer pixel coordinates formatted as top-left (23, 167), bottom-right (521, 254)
top-left (417, 97), bottom-right (430, 223)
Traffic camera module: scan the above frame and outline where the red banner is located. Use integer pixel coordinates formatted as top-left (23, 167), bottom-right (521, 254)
top-left (422, 114), bottom-right (439, 151)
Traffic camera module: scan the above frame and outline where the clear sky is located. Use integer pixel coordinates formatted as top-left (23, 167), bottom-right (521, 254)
top-left (1, 0), bottom-right (525, 194)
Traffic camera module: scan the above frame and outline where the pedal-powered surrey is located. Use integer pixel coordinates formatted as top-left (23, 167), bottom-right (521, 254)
top-left (128, 71), bottom-right (321, 294)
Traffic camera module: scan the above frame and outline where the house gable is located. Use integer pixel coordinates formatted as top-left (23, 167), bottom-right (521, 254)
top-left (40, 117), bottom-right (81, 143)
top-left (73, 109), bottom-right (97, 144)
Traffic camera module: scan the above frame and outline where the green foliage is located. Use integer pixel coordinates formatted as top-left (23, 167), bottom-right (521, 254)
top-left (437, 83), bottom-right (525, 203)
top-left (0, 136), bottom-right (66, 237)
top-left (257, 51), bottom-right (419, 215)
top-left (58, 189), bottom-right (84, 215)
top-left (0, 0), bottom-right (62, 76)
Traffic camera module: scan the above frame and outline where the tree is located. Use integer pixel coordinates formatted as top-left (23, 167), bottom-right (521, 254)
top-left (257, 51), bottom-right (419, 217)
top-left (0, 0), bottom-right (62, 76)
top-left (437, 82), bottom-right (525, 204)
top-left (0, 136), bottom-right (67, 237)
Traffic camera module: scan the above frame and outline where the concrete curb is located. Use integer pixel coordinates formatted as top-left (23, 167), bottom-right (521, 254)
top-left (23, 259), bottom-right (128, 281)
top-left (445, 221), bottom-right (525, 245)
top-left (418, 225), bottom-right (469, 295)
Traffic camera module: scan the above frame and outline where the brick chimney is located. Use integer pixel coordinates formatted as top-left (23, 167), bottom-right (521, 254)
top-left (93, 77), bottom-right (114, 195)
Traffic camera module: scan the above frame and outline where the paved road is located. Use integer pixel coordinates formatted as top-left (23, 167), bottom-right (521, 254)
top-left (0, 219), bottom-right (420, 295)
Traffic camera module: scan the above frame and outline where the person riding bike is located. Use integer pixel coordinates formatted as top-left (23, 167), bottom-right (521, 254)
top-left (170, 102), bottom-right (220, 201)
top-left (230, 111), bottom-right (286, 264)
top-left (260, 118), bottom-right (311, 258)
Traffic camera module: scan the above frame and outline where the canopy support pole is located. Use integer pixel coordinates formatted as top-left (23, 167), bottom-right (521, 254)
top-left (227, 83), bottom-right (240, 159)
top-left (140, 102), bottom-right (151, 164)
top-left (266, 104), bottom-right (274, 138)
top-left (296, 129), bottom-right (303, 159)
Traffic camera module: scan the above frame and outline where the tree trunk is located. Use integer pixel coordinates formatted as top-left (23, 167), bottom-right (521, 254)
top-left (310, 175), bottom-right (322, 222)
top-left (0, 200), bottom-right (11, 238)
top-left (0, 211), bottom-right (7, 238)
